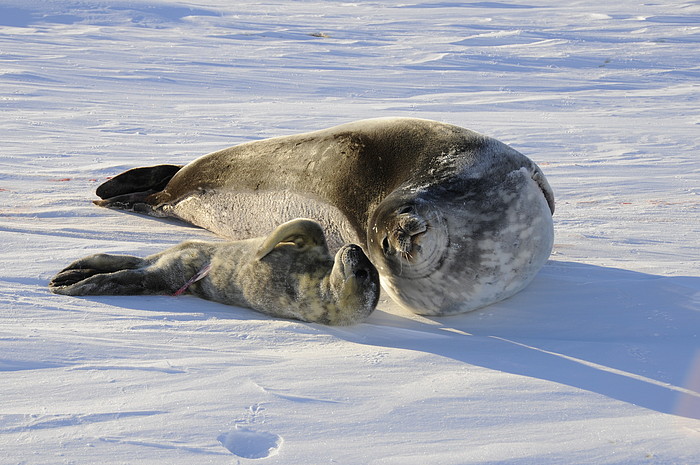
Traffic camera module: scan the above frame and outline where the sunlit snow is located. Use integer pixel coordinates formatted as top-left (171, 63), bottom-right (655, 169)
top-left (1, 1), bottom-right (698, 463)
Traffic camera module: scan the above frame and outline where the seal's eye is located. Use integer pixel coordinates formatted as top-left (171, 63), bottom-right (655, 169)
top-left (398, 205), bottom-right (414, 215)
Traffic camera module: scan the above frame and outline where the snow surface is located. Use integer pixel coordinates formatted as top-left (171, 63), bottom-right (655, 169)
top-left (1, 0), bottom-right (699, 463)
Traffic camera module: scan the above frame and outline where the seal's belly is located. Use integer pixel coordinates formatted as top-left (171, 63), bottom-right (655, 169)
top-left (163, 189), bottom-right (360, 251)
top-left (460, 174), bottom-right (554, 310)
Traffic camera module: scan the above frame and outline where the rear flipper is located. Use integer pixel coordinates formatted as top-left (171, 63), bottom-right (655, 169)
top-left (49, 253), bottom-right (153, 295)
top-left (49, 253), bottom-right (173, 296)
top-left (93, 192), bottom-right (162, 214)
top-left (51, 268), bottom-right (171, 296)
top-left (96, 164), bottom-right (182, 200)
top-left (94, 164), bottom-right (182, 212)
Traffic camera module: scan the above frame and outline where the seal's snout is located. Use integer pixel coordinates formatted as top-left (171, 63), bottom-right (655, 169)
top-left (379, 205), bottom-right (429, 261)
top-left (330, 244), bottom-right (380, 322)
top-left (337, 244), bottom-right (378, 284)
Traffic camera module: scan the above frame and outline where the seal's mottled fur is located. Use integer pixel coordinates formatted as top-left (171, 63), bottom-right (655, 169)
top-left (49, 219), bottom-right (379, 325)
top-left (94, 118), bottom-right (554, 315)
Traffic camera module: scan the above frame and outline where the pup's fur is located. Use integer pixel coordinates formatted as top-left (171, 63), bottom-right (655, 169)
top-left (49, 219), bottom-right (379, 325)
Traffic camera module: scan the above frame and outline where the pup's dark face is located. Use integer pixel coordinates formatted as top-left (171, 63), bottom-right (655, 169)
top-left (327, 244), bottom-right (380, 324)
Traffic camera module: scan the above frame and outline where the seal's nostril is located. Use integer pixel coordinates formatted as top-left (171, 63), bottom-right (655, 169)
top-left (354, 269), bottom-right (368, 280)
top-left (382, 236), bottom-right (391, 255)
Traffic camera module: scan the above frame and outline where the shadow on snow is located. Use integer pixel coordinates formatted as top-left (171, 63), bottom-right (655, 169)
top-left (331, 260), bottom-right (700, 421)
top-left (41, 259), bottom-right (700, 420)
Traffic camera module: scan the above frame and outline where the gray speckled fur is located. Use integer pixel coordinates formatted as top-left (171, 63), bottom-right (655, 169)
top-left (49, 219), bottom-right (379, 326)
top-left (95, 117), bottom-right (554, 315)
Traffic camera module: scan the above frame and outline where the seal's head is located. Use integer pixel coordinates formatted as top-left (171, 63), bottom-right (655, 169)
top-left (367, 171), bottom-right (554, 316)
top-left (367, 193), bottom-right (452, 314)
top-left (254, 218), bottom-right (379, 325)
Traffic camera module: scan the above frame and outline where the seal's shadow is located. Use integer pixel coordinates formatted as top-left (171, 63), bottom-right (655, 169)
top-left (330, 260), bottom-right (700, 421)
top-left (79, 260), bottom-right (699, 420)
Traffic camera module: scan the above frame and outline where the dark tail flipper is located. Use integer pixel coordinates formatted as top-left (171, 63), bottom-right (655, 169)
top-left (94, 164), bottom-right (182, 213)
top-left (96, 164), bottom-right (182, 199)
top-left (49, 253), bottom-right (150, 295)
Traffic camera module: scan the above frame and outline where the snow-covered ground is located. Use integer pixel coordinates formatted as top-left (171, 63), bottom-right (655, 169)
top-left (1, 0), bottom-right (699, 463)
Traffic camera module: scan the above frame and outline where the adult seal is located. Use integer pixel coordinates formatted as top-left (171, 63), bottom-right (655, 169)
top-left (95, 117), bottom-right (555, 316)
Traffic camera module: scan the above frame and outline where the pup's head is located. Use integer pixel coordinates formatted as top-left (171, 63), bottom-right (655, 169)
top-left (254, 218), bottom-right (379, 325)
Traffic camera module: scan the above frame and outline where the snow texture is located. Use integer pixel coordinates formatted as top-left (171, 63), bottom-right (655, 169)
top-left (1, 0), bottom-right (699, 463)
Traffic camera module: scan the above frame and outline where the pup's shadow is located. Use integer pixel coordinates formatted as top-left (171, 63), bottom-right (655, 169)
top-left (330, 260), bottom-right (700, 421)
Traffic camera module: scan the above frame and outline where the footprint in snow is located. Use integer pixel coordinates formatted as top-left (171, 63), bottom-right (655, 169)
top-left (218, 426), bottom-right (283, 459)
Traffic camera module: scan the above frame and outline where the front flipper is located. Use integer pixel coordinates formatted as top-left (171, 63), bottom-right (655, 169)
top-left (532, 166), bottom-right (555, 215)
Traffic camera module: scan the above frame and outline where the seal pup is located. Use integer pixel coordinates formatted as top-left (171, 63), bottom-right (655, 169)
top-left (49, 219), bottom-right (380, 326)
top-left (94, 117), bottom-right (555, 315)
